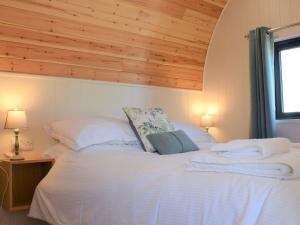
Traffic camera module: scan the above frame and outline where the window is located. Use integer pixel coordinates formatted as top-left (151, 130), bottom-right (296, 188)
top-left (274, 37), bottom-right (300, 119)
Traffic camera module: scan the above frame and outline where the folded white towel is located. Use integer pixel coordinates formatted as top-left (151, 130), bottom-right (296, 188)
top-left (187, 150), bottom-right (300, 180)
top-left (211, 138), bottom-right (290, 159)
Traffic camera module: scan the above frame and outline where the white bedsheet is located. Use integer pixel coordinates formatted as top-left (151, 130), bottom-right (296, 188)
top-left (29, 144), bottom-right (300, 225)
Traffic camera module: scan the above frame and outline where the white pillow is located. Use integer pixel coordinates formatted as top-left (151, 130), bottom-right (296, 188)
top-left (172, 122), bottom-right (216, 143)
top-left (43, 141), bottom-right (143, 159)
top-left (45, 117), bottom-right (138, 151)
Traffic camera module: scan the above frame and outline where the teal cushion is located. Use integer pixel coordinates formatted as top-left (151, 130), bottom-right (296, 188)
top-left (146, 130), bottom-right (199, 155)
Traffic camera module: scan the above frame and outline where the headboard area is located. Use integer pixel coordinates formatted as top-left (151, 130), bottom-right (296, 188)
top-left (0, 72), bottom-right (204, 154)
top-left (0, 0), bottom-right (227, 90)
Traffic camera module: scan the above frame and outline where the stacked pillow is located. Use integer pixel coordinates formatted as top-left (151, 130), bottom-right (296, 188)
top-left (123, 107), bottom-right (215, 154)
top-left (45, 109), bottom-right (216, 154)
top-left (45, 117), bottom-right (138, 151)
top-left (172, 122), bottom-right (216, 143)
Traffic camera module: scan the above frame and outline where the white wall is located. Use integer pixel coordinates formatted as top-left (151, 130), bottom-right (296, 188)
top-left (204, 0), bottom-right (300, 142)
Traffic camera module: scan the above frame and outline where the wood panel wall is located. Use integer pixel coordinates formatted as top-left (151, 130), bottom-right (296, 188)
top-left (0, 0), bottom-right (227, 90)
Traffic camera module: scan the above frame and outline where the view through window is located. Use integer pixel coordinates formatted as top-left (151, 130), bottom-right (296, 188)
top-left (275, 37), bottom-right (300, 119)
top-left (280, 47), bottom-right (300, 113)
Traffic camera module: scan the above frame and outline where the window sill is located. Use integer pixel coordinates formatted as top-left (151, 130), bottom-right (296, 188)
top-left (276, 119), bottom-right (300, 124)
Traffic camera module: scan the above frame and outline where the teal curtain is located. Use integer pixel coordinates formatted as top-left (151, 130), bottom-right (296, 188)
top-left (249, 27), bottom-right (276, 138)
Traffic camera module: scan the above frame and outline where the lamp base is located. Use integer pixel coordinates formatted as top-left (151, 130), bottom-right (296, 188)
top-left (10, 154), bottom-right (24, 161)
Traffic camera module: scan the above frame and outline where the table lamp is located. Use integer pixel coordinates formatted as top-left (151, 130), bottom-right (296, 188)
top-left (200, 114), bottom-right (214, 132)
top-left (4, 109), bottom-right (28, 161)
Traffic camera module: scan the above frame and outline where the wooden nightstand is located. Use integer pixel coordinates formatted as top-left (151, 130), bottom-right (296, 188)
top-left (0, 156), bottom-right (54, 211)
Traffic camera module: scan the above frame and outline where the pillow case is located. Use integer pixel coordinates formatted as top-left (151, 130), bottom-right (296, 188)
top-left (172, 122), bottom-right (216, 143)
top-left (45, 117), bottom-right (138, 151)
top-left (123, 107), bottom-right (174, 152)
top-left (147, 130), bottom-right (199, 155)
top-left (43, 141), bottom-right (143, 159)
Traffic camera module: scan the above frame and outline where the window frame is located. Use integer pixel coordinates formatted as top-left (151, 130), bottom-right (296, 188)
top-left (274, 36), bottom-right (300, 120)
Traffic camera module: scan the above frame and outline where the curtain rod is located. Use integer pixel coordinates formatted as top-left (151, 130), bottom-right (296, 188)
top-left (244, 22), bottom-right (300, 39)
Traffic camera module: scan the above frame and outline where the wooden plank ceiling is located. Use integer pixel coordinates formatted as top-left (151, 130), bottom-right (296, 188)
top-left (0, 0), bottom-right (227, 90)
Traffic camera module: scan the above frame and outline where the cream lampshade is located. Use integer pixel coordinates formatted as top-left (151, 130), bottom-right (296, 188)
top-left (200, 114), bottom-right (214, 132)
top-left (5, 110), bottom-right (28, 129)
top-left (4, 110), bottom-right (28, 161)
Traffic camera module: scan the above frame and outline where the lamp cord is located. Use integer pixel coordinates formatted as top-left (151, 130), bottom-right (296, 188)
top-left (0, 164), bottom-right (9, 209)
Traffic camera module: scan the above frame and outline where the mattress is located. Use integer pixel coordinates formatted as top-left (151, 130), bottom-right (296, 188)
top-left (29, 143), bottom-right (300, 225)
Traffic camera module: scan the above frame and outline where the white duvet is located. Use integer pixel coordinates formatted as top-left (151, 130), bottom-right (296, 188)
top-left (29, 144), bottom-right (300, 225)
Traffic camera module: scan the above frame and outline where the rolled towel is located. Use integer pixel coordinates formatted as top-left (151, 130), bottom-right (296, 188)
top-left (211, 138), bottom-right (291, 159)
top-left (187, 150), bottom-right (300, 180)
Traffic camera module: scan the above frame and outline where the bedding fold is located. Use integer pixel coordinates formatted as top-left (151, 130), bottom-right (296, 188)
top-left (211, 138), bottom-right (290, 159)
top-left (187, 150), bottom-right (300, 180)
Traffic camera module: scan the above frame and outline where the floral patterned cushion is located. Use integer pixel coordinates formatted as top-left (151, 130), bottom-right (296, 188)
top-left (123, 107), bottom-right (174, 152)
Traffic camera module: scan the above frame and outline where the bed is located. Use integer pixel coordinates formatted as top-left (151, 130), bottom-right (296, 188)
top-left (29, 143), bottom-right (300, 225)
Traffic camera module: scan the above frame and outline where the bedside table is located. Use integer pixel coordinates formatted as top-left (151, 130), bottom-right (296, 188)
top-left (0, 156), bottom-right (54, 211)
